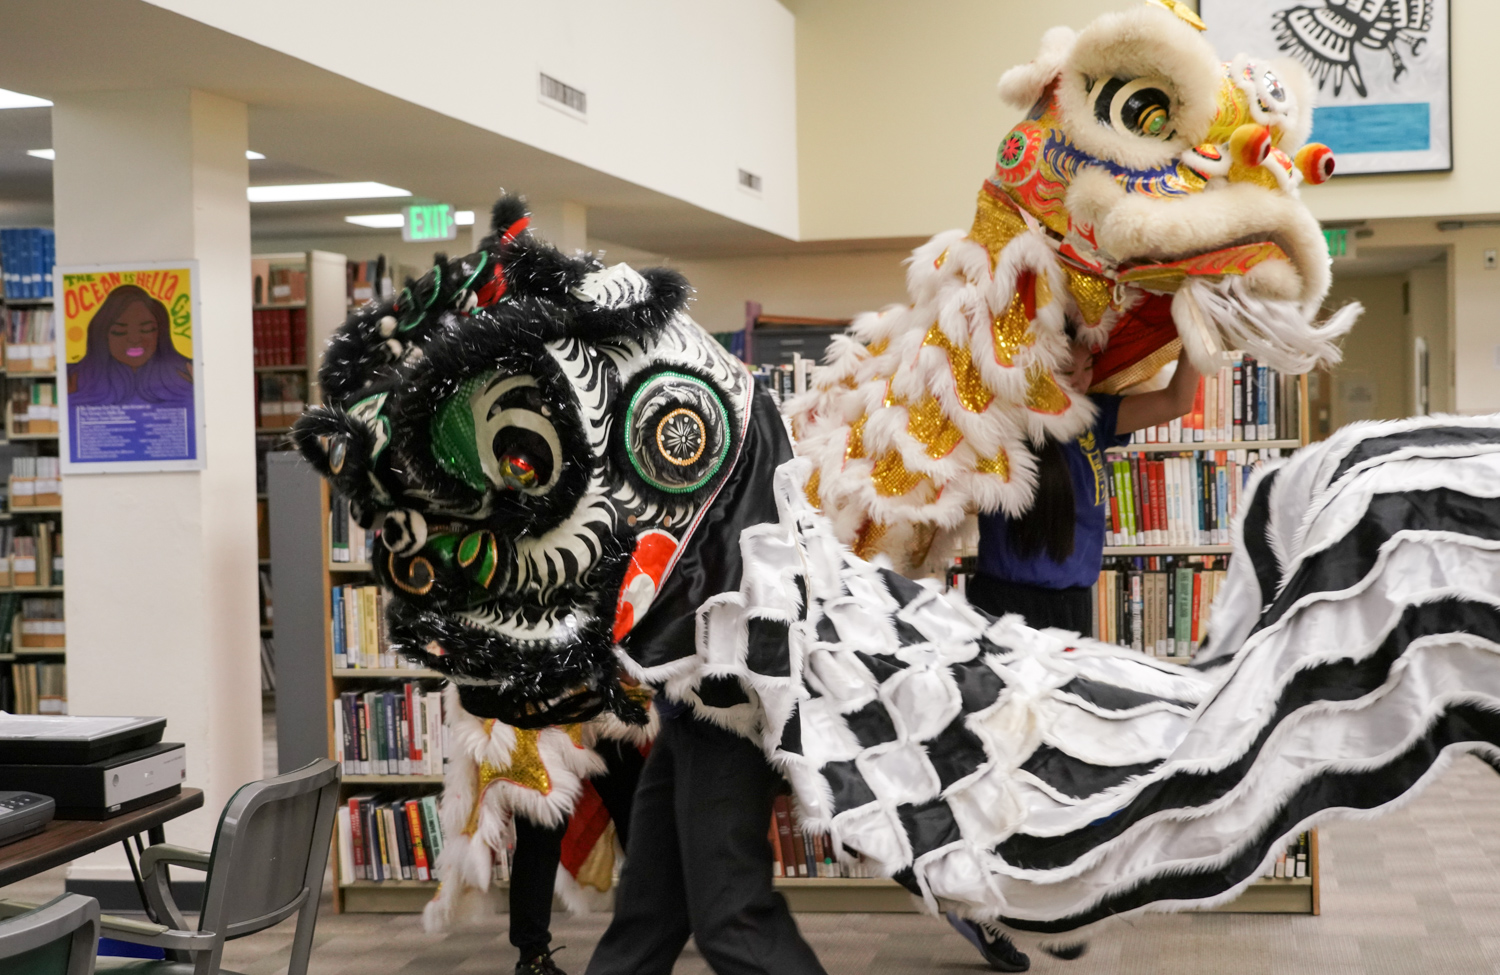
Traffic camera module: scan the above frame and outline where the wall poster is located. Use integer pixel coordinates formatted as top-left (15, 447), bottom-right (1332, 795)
top-left (57, 261), bottom-right (206, 473)
top-left (1200, 0), bottom-right (1451, 175)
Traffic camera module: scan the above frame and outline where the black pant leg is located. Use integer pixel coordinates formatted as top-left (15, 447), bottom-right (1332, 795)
top-left (584, 720), bottom-right (693, 975)
top-left (591, 737), bottom-right (646, 846)
top-left (674, 717), bottom-right (827, 975)
top-left (510, 815), bottom-right (568, 958)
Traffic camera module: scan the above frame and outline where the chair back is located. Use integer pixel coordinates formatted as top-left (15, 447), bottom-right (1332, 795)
top-left (0, 893), bottom-right (99, 975)
top-left (197, 758), bottom-right (340, 941)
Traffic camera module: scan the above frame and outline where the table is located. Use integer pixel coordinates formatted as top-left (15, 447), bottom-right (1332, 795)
top-left (0, 788), bottom-right (204, 888)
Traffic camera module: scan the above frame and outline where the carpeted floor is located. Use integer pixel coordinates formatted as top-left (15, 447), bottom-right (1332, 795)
top-left (9, 717), bottom-right (1500, 973)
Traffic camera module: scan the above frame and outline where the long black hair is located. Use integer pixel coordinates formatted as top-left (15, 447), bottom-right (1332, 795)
top-left (1006, 435), bottom-right (1076, 563)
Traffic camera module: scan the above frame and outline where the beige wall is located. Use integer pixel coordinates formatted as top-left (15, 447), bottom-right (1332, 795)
top-left (792, 0), bottom-right (1500, 240)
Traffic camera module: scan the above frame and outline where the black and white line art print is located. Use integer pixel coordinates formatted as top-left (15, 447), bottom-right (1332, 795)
top-left (1202, 0), bottom-right (1451, 175)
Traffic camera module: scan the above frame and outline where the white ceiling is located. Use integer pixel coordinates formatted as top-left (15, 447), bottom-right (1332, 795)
top-left (0, 0), bottom-right (814, 258)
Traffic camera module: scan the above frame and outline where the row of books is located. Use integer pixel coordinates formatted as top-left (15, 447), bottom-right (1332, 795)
top-left (10, 381), bottom-right (59, 435)
top-left (6, 307), bottom-right (56, 373)
top-left (750, 359), bottom-right (814, 404)
top-left (0, 523), bottom-right (63, 588)
top-left (1125, 357), bottom-right (1298, 445)
top-left (251, 261), bottom-right (307, 306)
top-left (2, 661), bottom-right (66, 714)
top-left (0, 228), bottom-right (56, 300)
top-left (336, 794), bottom-right (444, 884)
top-left (17, 597), bottom-right (64, 648)
top-left (769, 794), bottom-right (879, 879)
top-left (252, 307), bottom-right (308, 367)
top-left (332, 584), bottom-right (410, 669)
top-left (1093, 555), bottom-right (1227, 657)
top-left (330, 494), bottom-right (377, 564)
top-left (255, 373), bottom-right (308, 430)
top-left (1264, 833), bottom-right (1311, 879)
top-left (1102, 448), bottom-right (1282, 548)
top-left (11, 457), bottom-right (62, 507)
top-left (260, 637), bottom-right (276, 694)
top-left (334, 682), bottom-right (447, 776)
top-left (347, 257), bottom-right (394, 309)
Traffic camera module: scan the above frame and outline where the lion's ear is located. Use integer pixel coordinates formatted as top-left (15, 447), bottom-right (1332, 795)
top-left (997, 26), bottom-right (1077, 110)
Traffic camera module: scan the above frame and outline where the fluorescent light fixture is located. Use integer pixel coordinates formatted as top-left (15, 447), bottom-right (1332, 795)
top-left (248, 181), bottom-right (410, 203)
top-left (246, 150), bottom-right (266, 160)
top-left (0, 88), bottom-right (51, 110)
top-left (345, 213), bottom-right (405, 229)
top-left (26, 149), bottom-right (54, 161)
top-left (344, 210), bottom-right (476, 229)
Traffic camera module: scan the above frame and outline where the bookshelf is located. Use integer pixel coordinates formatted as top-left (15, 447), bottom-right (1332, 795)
top-left (1089, 370), bottom-right (1318, 914)
top-left (0, 249), bottom-right (65, 715)
top-left (253, 250), bottom-right (346, 698)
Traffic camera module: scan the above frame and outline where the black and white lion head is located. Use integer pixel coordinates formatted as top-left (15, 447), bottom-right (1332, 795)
top-left (293, 195), bottom-right (751, 728)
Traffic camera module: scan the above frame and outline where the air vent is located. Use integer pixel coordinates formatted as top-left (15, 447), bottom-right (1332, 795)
top-left (738, 169), bottom-right (762, 194)
top-left (539, 73), bottom-right (587, 119)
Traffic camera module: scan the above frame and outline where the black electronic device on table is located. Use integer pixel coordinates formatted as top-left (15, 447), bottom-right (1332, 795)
top-left (0, 791), bottom-right (54, 847)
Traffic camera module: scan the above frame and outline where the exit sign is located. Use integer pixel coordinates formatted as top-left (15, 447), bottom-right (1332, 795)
top-left (403, 203), bottom-right (458, 243)
top-left (1323, 227), bottom-right (1354, 260)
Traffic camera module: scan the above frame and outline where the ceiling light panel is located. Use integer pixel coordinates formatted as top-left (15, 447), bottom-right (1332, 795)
top-left (0, 88), bottom-right (51, 109)
top-left (344, 210), bottom-right (476, 229)
top-left (248, 182), bottom-right (410, 203)
top-left (26, 149), bottom-right (54, 160)
top-left (246, 150), bottom-right (266, 160)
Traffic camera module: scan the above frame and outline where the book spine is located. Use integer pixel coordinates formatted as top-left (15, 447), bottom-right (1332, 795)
top-left (348, 797), bottom-right (367, 880)
top-left (768, 819), bottom-right (783, 877)
top-left (773, 796), bottom-right (799, 877)
top-left (407, 799), bottom-right (430, 881)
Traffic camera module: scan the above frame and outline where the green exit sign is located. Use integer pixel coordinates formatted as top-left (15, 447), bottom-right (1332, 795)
top-left (403, 203), bottom-right (458, 243)
top-left (1323, 227), bottom-right (1349, 258)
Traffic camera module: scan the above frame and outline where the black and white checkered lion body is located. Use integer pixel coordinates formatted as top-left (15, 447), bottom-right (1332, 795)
top-left (650, 415), bottom-right (1500, 935)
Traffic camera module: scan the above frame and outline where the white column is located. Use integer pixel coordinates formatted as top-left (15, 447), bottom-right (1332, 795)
top-left (527, 200), bottom-right (588, 255)
top-left (52, 90), bottom-right (260, 874)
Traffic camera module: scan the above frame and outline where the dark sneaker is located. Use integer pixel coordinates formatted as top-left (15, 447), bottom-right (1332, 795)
top-left (945, 912), bottom-right (1030, 972)
top-left (515, 946), bottom-right (568, 975)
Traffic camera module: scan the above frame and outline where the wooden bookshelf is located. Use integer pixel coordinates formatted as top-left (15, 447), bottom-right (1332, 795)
top-left (253, 250), bottom-right (344, 693)
top-left (0, 286), bottom-right (64, 716)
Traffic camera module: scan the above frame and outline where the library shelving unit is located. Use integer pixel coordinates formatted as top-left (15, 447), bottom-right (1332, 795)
top-left (0, 288), bottom-right (65, 715)
top-left (1094, 372), bottom-right (1317, 913)
top-left (253, 251), bottom-right (345, 695)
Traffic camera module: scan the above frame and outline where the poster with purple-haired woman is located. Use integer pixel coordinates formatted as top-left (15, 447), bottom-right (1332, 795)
top-left (57, 261), bottom-right (206, 472)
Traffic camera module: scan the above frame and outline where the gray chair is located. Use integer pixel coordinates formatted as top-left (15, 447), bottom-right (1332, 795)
top-left (94, 758), bottom-right (341, 975)
top-left (0, 893), bottom-right (101, 975)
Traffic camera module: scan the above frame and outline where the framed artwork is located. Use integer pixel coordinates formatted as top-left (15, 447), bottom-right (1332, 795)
top-left (1200, 0), bottom-right (1451, 175)
top-left (57, 261), bottom-right (206, 473)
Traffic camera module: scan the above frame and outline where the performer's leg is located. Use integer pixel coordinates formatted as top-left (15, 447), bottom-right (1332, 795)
top-left (584, 720), bottom-right (692, 975)
top-left (510, 815), bottom-right (568, 962)
top-left (674, 716), bottom-right (827, 975)
top-left (590, 737), bottom-right (646, 845)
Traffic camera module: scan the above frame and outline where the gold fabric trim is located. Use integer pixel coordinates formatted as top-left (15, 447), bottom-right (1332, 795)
top-left (867, 338), bottom-right (889, 357)
top-left (852, 520), bottom-right (888, 560)
top-left (871, 449), bottom-right (928, 497)
top-left (1025, 363), bottom-right (1071, 415)
top-left (1065, 267), bottom-right (1113, 326)
top-left (845, 415), bottom-right (867, 460)
top-left (974, 447), bottom-right (1010, 479)
top-left (905, 395), bottom-right (964, 459)
top-left (970, 190), bottom-right (1028, 267)
top-left (1090, 338), bottom-right (1182, 395)
top-left (922, 324), bottom-right (993, 412)
top-left (804, 468), bottom-right (822, 509)
top-left (992, 294), bottom-right (1034, 367)
top-left (574, 822), bottom-right (617, 893)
